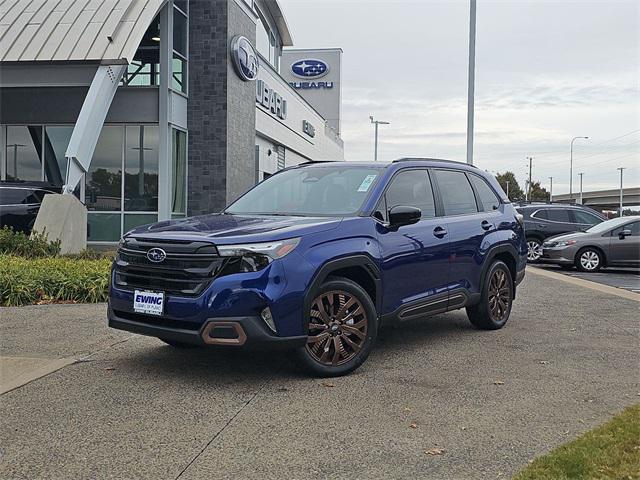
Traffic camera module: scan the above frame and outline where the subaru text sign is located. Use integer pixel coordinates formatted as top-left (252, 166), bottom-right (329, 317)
top-left (291, 59), bottom-right (329, 79)
top-left (231, 35), bottom-right (259, 81)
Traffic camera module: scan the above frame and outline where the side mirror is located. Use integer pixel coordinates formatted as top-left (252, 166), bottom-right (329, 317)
top-left (619, 229), bottom-right (632, 239)
top-left (388, 205), bottom-right (421, 228)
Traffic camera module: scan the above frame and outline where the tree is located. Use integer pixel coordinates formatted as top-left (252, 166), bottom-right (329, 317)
top-left (528, 181), bottom-right (549, 202)
top-left (495, 171), bottom-right (524, 201)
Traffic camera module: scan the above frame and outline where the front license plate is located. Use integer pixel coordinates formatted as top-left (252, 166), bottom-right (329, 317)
top-left (133, 290), bottom-right (164, 316)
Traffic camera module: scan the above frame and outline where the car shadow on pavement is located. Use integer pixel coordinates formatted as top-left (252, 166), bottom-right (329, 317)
top-left (110, 312), bottom-right (477, 383)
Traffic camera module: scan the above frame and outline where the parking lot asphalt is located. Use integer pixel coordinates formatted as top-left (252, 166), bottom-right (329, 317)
top-left (535, 263), bottom-right (640, 294)
top-left (1, 271), bottom-right (639, 480)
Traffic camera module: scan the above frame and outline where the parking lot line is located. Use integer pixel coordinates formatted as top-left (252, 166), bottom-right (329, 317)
top-left (528, 266), bottom-right (640, 302)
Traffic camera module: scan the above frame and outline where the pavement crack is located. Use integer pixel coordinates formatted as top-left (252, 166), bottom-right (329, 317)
top-left (174, 361), bottom-right (284, 479)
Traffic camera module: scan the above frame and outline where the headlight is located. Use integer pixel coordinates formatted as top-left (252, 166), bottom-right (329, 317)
top-left (217, 238), bottom-right (300, 273)
top-left (555, 240), bottom-right (577, 247)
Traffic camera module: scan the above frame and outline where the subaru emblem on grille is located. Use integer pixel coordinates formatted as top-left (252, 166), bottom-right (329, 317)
top-left (147, 247), bottom-right (167, 263)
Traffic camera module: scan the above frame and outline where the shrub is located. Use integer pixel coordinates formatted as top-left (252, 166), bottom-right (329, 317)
top-left (0, 226), bottom-right (61, 258)
top-left (0, 254), bottom-right (112, 306)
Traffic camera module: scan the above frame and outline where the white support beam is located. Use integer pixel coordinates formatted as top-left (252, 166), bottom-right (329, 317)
top-left (63, 64), bottom-right (127, 194)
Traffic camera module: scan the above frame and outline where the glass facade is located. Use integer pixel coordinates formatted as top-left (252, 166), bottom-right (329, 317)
top-left (172, 129), bottom-right (187, 215)
top-left (172, 3), bottom-right (188, 93)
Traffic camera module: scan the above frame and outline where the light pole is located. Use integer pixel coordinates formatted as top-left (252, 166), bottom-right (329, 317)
top-left (505, 180), bottom-right (510, 199)
top-left (578, 172), bottom-right (584, 205)
top-left (549, 176), bottom-right (553, 203)
top-left (370, 116), bottom-right (390, 162)
top-left (570, 136), bottom-right (588, 201)
top-left (617, 167), bottom-right (625, 217)
top-left (466, 0), bottom-right (477, 165)
top-left (526, 157), bottom-right (533, 202)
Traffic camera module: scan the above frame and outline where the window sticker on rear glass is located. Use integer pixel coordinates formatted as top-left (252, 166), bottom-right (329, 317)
top-left (357, 174), bottom-right (377, 192)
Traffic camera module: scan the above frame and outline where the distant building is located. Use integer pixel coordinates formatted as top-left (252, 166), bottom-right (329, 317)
top-left (0, 0), bottom-right (344, 243)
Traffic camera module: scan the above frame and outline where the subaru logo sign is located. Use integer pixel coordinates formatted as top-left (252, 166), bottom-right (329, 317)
top-left (291, 59), bottom-right (329, 79)
top-left (146, 248), bottom-right (167, 263)
top-left (231, 35), bottom-right (259, 81)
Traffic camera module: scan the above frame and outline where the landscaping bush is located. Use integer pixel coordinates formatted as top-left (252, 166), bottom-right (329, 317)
top-left (0, 226), bottom-right (61, 258)
top-left (0, 254), bottom-right (111, 306)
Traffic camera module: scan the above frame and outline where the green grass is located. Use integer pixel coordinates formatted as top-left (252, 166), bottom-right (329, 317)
top-left (515, 404), bottom-right (640, 480)
top-left (0, 254), bottom-right (112, 306)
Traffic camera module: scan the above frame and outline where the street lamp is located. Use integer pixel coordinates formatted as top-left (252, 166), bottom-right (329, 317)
top-left (549, 176), bottom-right (553, 203)
top-left (370, 116), bottom-right (390, 162)
top-left (617, 167), bottom-right (625, 217)
top-left (578, 172), bottom-right (584, 205)
top-left (570, 136), bottom-right (588, 201)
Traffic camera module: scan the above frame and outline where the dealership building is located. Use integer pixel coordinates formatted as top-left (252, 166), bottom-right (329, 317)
top-left (0, 0), bottom-right (344, 243)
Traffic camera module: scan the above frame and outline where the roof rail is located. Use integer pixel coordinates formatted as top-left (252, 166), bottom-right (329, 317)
top-left (392, 157), bottom-right (477, 168)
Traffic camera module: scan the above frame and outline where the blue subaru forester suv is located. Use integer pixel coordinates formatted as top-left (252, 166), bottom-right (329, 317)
top-left (109, 159), bottom-right (526, 376)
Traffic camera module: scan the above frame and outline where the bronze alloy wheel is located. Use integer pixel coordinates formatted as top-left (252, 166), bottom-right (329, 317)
top-left (487, 268), bottom-right (511, 322)
top-left (305, 290), bottom-right (368, 366)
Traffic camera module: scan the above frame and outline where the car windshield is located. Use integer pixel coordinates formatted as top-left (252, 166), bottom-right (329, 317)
top-left (585, 216), bottom-right (631, 234)
top-left (226, 165), bottom-right (383, 216)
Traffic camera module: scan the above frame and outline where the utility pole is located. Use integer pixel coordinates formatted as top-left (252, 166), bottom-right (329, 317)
top-left (617, 167), bottom-right (625, 217)
top-left (569, 136), bottom-right (588, 201)
top-left (578, 172), bottom-right (584, 205)
top-left (549, 176), bottom-right (553, 203)
top-left (526, 157), bottom-right (533, 202)
top-left (505, 180), bottom-right (510, 199)
top-left (466, 0), bottom-right (476, 165)
top-left (370, 116), bottom-right (390, 162)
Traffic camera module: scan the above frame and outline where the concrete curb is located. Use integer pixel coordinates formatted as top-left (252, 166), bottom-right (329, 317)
top-left (528, 266), bottom-right (640, 302)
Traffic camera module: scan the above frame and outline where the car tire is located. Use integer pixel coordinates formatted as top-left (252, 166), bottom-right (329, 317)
top-left (526, 237), bottom-right (543, 262)
top-left (575, 247), bottom-right (603, 272)
top-left (467, 260), bottom-right (514, 330)
top-left (160, 339), bottom-right (199, 349)
top-left (294, 277), bottom-right (378, 377)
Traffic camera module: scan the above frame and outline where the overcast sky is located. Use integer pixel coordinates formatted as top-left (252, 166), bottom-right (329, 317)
top-left (280, 0), bottom-right (639, 195)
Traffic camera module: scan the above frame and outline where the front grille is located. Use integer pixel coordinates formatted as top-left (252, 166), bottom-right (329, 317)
top-left (113, 237), bottom-right (226, 297)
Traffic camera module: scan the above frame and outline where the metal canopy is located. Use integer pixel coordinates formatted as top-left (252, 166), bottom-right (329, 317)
top-left (0, 0), bottom-right (166, 63)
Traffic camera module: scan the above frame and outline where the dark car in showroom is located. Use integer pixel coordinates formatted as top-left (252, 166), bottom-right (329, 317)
top-left (0, 183), bottom-right (60, 233)
top-left (515, 203), bottom-right (606, 262)
top-left (541, 216), bottom-right (640, 272)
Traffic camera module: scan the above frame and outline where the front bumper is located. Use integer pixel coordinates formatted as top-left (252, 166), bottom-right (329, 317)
top-left (108, 306), bottom-right (306, 350)
top-left (541, 247), bottom-right (575, 265)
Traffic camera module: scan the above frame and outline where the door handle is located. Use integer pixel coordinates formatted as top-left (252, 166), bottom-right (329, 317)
top-left (481, 220), bottom-right (492, 231)
top-left (433, 226), bottom-right (447, 238)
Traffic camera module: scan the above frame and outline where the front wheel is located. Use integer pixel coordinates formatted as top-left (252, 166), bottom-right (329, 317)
top-left (575, 248), bottom-right (603, 272)
top-left (467, 260), bottom-right (514, 330)
top-left (526, 238), bottom-right (543, 262)
top-left (294, 277), bottom-right (378, 377)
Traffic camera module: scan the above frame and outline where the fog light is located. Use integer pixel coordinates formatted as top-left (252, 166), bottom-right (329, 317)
top-left (261, 307), bottom-right (276, 333)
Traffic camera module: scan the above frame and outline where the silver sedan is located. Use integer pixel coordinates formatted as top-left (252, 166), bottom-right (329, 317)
top-left (541, 216), bottom-right (640, 272)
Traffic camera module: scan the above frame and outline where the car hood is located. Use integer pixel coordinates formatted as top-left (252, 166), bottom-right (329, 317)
top-left (544, 231), bottom-right (588, 243)
top-left (125, 213), bottom-right (342, 244)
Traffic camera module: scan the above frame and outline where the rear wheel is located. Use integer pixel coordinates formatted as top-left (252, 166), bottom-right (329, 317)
top-left (575, 247), bottom-right (603, 272)
top-left (526, 238), bottom-right (543, 262)
top-left (294, 278), bottom-right (378, 377)
top-left (467, 260), bottom-right (513, 330)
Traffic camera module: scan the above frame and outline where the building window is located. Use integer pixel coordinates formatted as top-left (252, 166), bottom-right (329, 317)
top-left (256, 8), bottom-right (278, 68)
top-left (124, 125), bottom-right (159, 212)
top-left (5, 126), bottom-right (42, 182)
top-left (44, 126), bottom-right (73, 186)
top-left (172, 4), bottom-right (188, 94)
top-left (86, 127), bottom-right (123, 212)
top-left (172, 129), bottom-right (187, 214)
top-left (122, 15), bottom-right (160, 86)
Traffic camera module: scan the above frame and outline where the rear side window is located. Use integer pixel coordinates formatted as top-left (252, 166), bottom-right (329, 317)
top-left (531, 209), bottom-right (548, 220)
top-left (572, 210), bottom-right (602, 225)
top-left (469, 174), bottom-right (500, 212)
top-left (0, 188), bottom-right (33, 205)
top-left (385, 170), bottom-right (436, 218)
top-left (546, 209), bottom-right (570, 222)
top-left (433, 170), bottom-right (478, 216)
